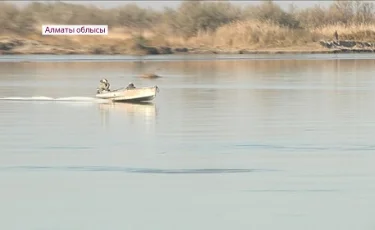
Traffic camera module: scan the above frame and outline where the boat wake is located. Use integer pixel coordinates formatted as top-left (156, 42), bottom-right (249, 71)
top-left (0, 96), bottom-right (109, 103)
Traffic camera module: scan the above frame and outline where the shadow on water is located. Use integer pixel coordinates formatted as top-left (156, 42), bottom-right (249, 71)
top-left (0, 166), bottom-right (280, 174)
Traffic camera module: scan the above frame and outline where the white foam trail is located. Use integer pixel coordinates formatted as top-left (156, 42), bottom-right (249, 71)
top-left (55, 97), bottom-right (99, 101)
top-left (0, 96), bottom-right (53, 101)
top-left (0, 96), bottom-right (109, 103)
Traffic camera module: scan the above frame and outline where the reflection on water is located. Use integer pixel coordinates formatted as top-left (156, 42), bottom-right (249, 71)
top-left (98, 101), bottom-right (157, 129)
top-left (98, 102), bottom-right (157, 117)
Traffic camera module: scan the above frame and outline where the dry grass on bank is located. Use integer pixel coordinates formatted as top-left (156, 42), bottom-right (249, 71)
top-left (2, 22), bottom-right (375, 54)
top-left (162, 21), bottom-right (375, 50)
top-left (194, 20), bottom-right (316, 49)
top-left (2, 1), bottom-right (375, 54)
top-left (311, 23), bottom-right (375, 41)
top-left (146, 20), bottom-right (375, 50)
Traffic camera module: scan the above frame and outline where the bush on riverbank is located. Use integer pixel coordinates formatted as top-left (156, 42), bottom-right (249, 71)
top-left (1, 0), bottom-right (375, 53)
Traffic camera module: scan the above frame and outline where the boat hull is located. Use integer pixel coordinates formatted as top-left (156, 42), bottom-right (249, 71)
top-left (95, 86), bottom-right (159, 102)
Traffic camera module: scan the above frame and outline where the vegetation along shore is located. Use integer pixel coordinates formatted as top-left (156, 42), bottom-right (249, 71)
top-left (1, 0), bottom-right (375, 55)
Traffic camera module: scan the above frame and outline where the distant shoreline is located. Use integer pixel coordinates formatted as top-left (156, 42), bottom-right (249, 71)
top-left (1, 37), bottom-right (375, 56)
top-left (1, 46), bottom-right (374, 56)
top-left (1, 47), bottom-right (375, 55)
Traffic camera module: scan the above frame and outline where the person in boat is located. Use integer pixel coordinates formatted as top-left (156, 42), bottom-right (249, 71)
top-left (97, 78), bottom-right (110, 94)
top-left (126, 82), bottom-right (136, 90)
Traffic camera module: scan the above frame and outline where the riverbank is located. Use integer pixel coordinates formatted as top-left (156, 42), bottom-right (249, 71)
top-left (3, 16), bottom-right (375, 55)
top-left (3, 1), bottom-right (375, 55)
top-left (2, 21), bottom-right (375, 55)
top-left (2, 36), bottom-right (375, 55)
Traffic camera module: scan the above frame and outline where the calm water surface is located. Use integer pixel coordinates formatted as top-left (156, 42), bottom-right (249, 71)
top-left (0, 54), bottom-right (375, 230)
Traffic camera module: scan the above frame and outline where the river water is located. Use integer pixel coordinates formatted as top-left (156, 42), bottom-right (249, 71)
top-left (0, 54), bottom-right (374, 230)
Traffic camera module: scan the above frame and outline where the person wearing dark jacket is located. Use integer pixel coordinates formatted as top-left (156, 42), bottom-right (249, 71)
top-left (97, 78), bottom-right (110, 93)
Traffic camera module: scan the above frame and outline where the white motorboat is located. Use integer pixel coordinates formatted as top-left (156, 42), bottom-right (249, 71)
top-left (96, 85), bottom-right (159, 102)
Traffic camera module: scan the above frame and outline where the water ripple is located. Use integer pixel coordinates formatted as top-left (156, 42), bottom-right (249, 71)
top-left (0, 166), bottom-right (280, 174)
